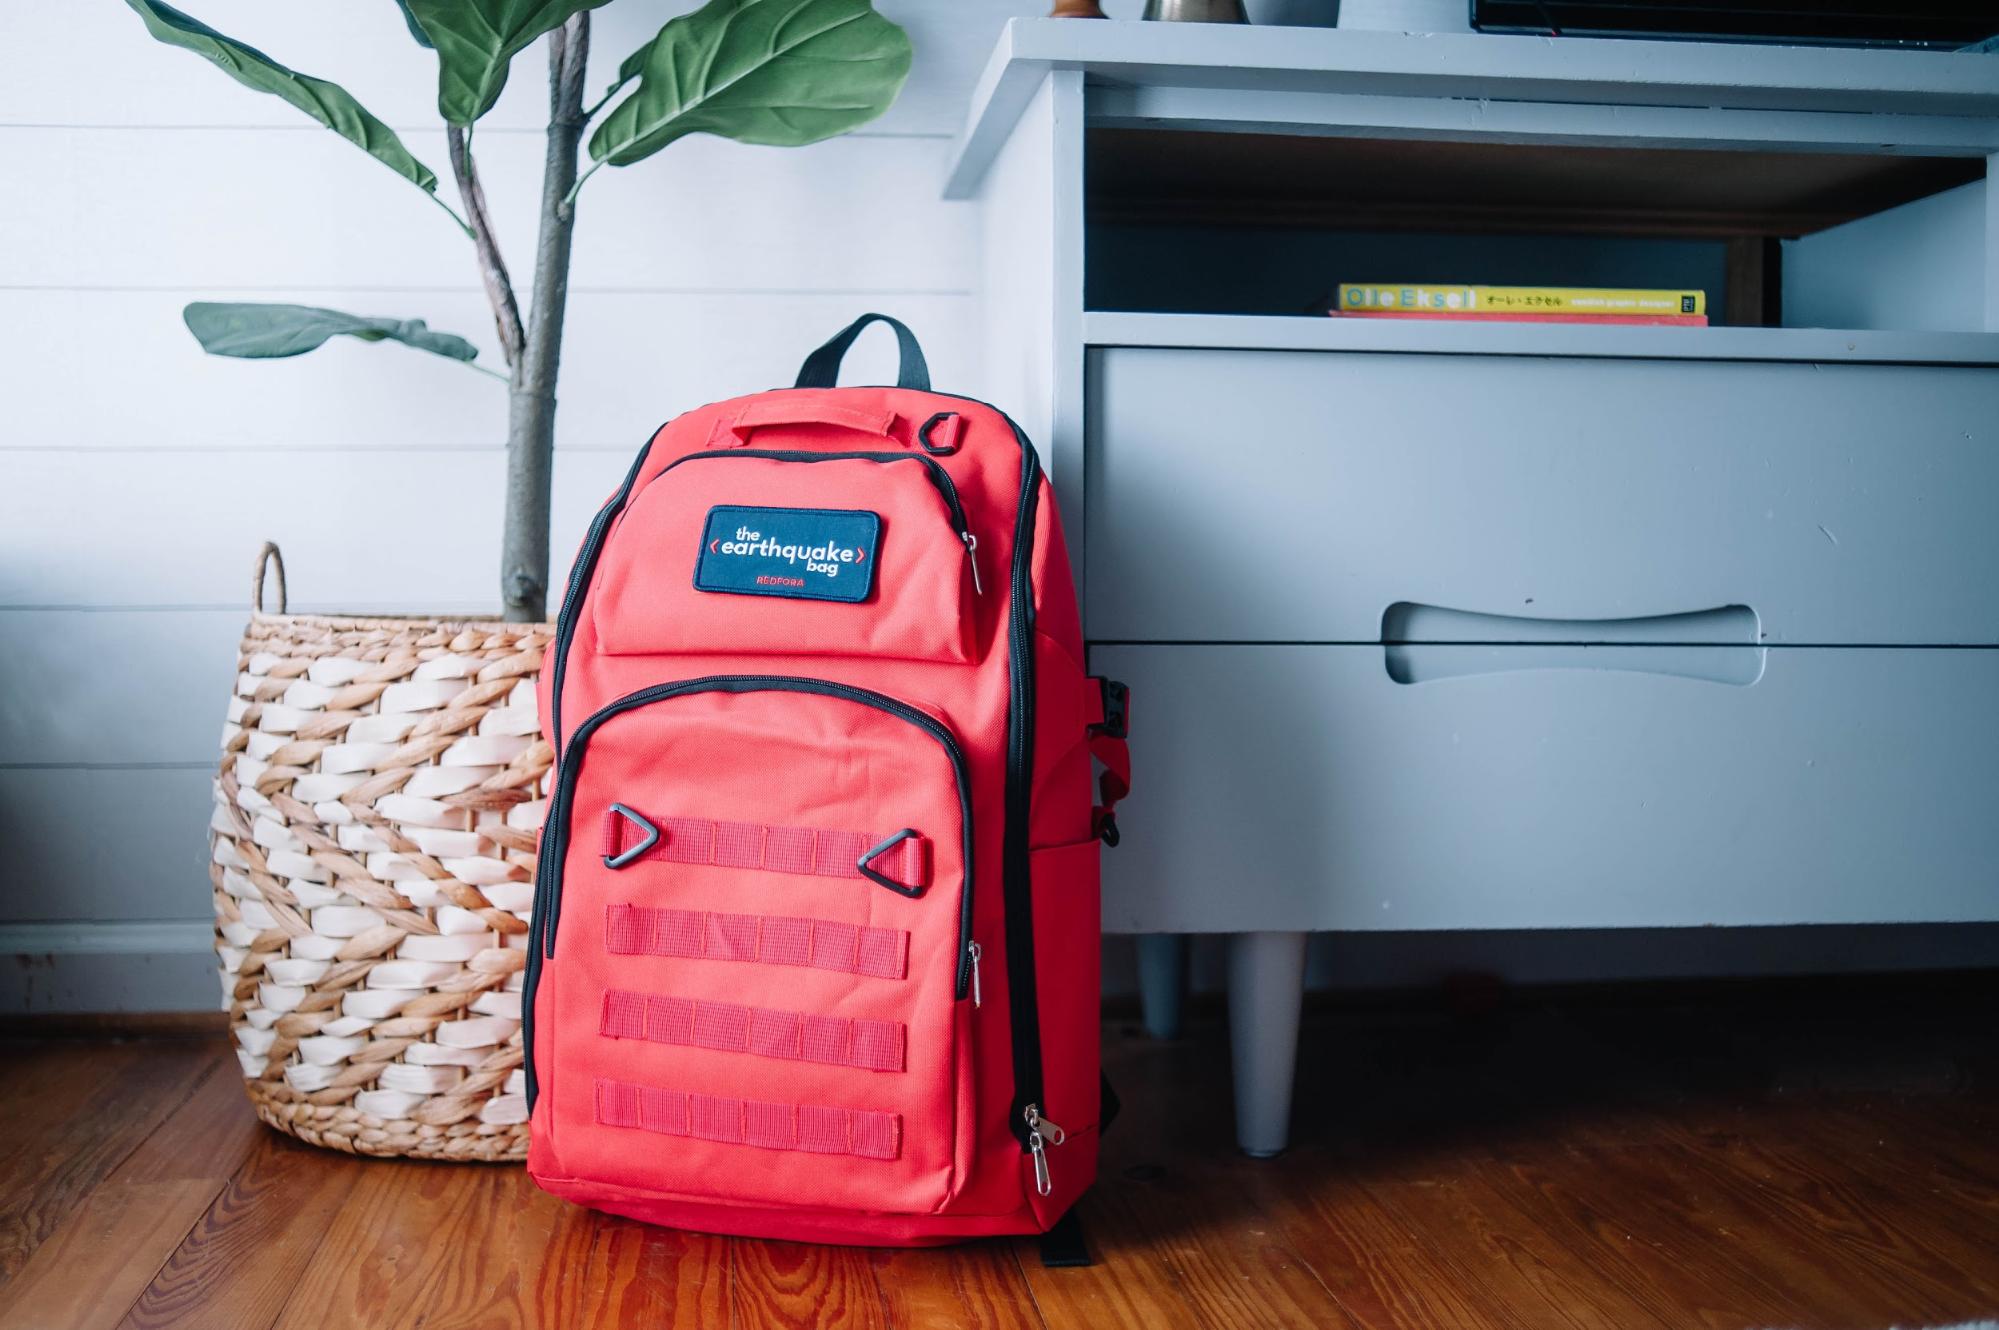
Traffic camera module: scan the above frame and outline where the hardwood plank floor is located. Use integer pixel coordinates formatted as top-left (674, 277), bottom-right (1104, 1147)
top-left (2, 974), bottom-right (1997, 1329)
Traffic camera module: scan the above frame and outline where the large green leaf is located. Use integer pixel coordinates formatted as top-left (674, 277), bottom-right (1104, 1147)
top-left (589, 0), bottom-right (910, 169)
top-left (184, 303), bottom-right (480, 363)
top-left (403, 0), bottom-right (613, 125)
top-left (395, 0), bottom-right (435, 47)
top-left (124, 0), bottom-right (438, 194)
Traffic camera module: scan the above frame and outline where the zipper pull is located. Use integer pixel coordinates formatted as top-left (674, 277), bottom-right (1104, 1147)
top-left (1024, 1103), bottom-right (1064, 1198)
top-left (1029, 1129), bottom-right (1051, 1197)
top-left (961, 532), bottom-right (983, 596)
top-left (1024, 1104), bottom-right (1066, 1146)
top-left (966, 940), bottom-right (982, 1008)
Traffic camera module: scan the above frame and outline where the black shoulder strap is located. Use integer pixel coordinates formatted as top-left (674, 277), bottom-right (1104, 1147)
top-left (794, 313), bottom-right (930, 392)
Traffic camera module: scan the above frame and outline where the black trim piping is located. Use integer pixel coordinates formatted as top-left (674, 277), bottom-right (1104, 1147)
top-left (546, 427), bottom-right (664, 757)
top-left (908, 388), bottom-right (1049, 1152)
top-left (997, 412), bottom-right (1045, 1151)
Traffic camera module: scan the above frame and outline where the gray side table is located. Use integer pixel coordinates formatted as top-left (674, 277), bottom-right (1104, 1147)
top-left (946, 18), bottom-right (1999, 1155)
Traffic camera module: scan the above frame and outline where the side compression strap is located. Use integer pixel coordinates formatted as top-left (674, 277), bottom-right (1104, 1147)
top-left (1086, 677), bottom-right (1132, 845)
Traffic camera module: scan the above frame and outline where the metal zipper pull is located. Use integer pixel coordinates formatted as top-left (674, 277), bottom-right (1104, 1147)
top-left (961, 532), bottom-right (983, 595)
top-left (966, 940), bottom-right (982, 1008)
top-left (1029, 1129), bottom-right (1051, 1197)
top-left (1024, 1103), bottom-right (1064, 1198)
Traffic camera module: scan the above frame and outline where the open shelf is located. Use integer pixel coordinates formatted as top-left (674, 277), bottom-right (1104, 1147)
top-left (1087, 130), bottom-right (1982, 239)
top-left (1083, 127), bottom-right (1989, 333)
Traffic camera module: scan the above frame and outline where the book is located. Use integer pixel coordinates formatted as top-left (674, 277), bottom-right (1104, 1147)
top-left (1330, 309), bottom-right (1708, 326)
top-left (1336, 284), bottom-right (1707, 317)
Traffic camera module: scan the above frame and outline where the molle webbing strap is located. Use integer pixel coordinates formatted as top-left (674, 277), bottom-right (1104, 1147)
top-left (594, 1078), bottom-right (901, 1161)
top-left (602, 809), bottom-right (929, 894)
top-left (604, 904), bottom-right (908, 980)
top-left (601, 988), bottom-right (905, 1073)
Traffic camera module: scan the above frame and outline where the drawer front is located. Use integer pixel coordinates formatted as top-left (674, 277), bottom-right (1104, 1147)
top-left (1094, 644), bottom-right (1999, 933)
top-left (1086, 348), bottom-right (1999, 645)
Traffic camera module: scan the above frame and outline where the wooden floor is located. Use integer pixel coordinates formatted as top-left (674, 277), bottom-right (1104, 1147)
top-left (3, 975), bottom-right (1998, 1329)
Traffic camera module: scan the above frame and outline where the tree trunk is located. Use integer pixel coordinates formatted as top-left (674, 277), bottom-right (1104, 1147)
top-left (500, 13), bottom-right (590, 623)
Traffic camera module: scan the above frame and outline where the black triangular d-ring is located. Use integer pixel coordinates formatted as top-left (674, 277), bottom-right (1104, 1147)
top-left (603, 803), bottom-right (660, 869)
top-left (857, 828), bottom-right (925, 898)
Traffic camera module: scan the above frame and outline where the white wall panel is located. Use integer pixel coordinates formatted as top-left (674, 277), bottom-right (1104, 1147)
top-left (0, 289), bottom-right (977, 452)
top-left (0, 610), bottom-right (242, 765)
top-left (0, 768), bottom-right (214, 924)
top-left (0, 448), bottom-right (630, 608)
top-left (1, 128), bottom-right (973, 292)
top-left (5, 2), bottom-right (1044, 135)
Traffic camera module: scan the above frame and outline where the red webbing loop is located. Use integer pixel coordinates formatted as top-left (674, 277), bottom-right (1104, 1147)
top-left (595, 1078), bottom-right (901, 1161)
top-left (602, 810), bottom-right (929, 893)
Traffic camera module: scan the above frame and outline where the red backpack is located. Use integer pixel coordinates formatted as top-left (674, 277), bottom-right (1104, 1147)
top-left (527, 315), bottom-right (1130, 1246)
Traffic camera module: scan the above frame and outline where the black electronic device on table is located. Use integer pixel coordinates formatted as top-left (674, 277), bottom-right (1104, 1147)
top-left (1468, 0), bottom-right (1999, 48)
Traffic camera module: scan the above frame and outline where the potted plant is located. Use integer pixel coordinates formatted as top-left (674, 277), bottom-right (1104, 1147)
top-left (133, 0), bottom-right (911, 1158)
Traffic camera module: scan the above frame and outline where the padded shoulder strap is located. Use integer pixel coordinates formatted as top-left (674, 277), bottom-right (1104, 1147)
top-left (794, 313), bottom-right (931, 392)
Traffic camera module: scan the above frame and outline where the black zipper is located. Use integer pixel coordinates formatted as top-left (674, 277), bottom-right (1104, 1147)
top-left (546, 427), bottom-right (664, 757)
top-left (534, 391), bottom-right (1047, 1151)
top-left (524, 674), bottom-right (977, 1108)
top-left (861, 390), bottom-right (1047, 1150)
top-left (648, 448), bottom-right (971, 544)
top-left (992, 415), bottom-right (1044, 1151)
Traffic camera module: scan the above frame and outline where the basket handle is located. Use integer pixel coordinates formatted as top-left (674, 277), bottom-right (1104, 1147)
top-left (252, 541), bottom-right (287, 614)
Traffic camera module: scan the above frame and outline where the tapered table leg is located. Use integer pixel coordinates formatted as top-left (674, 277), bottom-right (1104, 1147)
top-left (1135, 933), bottom-right (1188, 1041)
top-left (1227, 930), bottom-right (1308, 1158)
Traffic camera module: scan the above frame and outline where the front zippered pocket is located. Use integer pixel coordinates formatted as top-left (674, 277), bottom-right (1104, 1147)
top-left (589, 451), bottom-right (984, 664)
top-left (524, 675), bottom-right (977, 1214)
top-left (534, 675), bottom-right (974, 981)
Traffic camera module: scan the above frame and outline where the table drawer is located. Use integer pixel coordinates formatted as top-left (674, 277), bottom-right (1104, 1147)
top-left (1093, 643), bottom-right (1999, 933)
top-left (1086, 348), bottom-right (1999, 645)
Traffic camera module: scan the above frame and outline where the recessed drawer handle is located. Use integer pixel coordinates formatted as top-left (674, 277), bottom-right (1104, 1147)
top-left (1382, 602), bottom-right (1762, 686)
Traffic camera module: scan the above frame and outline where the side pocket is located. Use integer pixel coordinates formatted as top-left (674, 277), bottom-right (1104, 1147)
top-left (1027, 837), bottom-right (1101, 1222)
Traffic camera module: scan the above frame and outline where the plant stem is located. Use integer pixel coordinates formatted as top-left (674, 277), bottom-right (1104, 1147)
top-left (426, 187), bottom-right (476, 237)
top-left (580, 80), bottom-right (627, 124)
top-left (560, 159), bottom-right (601, 211)
top-left (465, 360), bottom-right (510, 383)
top-left (499, 10), bottom-right (590, 623)
top-left (449, 124), bottom-right (526, 370)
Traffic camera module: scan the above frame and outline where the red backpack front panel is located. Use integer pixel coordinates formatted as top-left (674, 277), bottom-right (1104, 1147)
top-left (524, 318), bottom-right (1125, 1246)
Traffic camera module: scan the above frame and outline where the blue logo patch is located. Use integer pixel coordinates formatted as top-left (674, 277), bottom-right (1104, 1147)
top-left (694, 505), bottom-right (880, 604)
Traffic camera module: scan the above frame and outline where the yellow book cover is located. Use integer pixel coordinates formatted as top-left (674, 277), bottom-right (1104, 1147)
top-left (1338, 284), bottom-right (1707, 316)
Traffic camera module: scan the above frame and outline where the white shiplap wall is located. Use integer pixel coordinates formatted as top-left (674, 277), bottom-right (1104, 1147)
top-left (19, 5), bottom-right (1972, 1014)
top-left (0, 0), bottom-right (1051, 1011)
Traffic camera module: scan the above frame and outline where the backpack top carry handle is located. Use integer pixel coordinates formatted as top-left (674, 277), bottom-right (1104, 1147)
top-left (793, 312), bottom-right (931, 392)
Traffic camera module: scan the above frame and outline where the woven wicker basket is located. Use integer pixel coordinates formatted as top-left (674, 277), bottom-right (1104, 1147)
top-left (212, 544), bottom-right (552, 1160)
